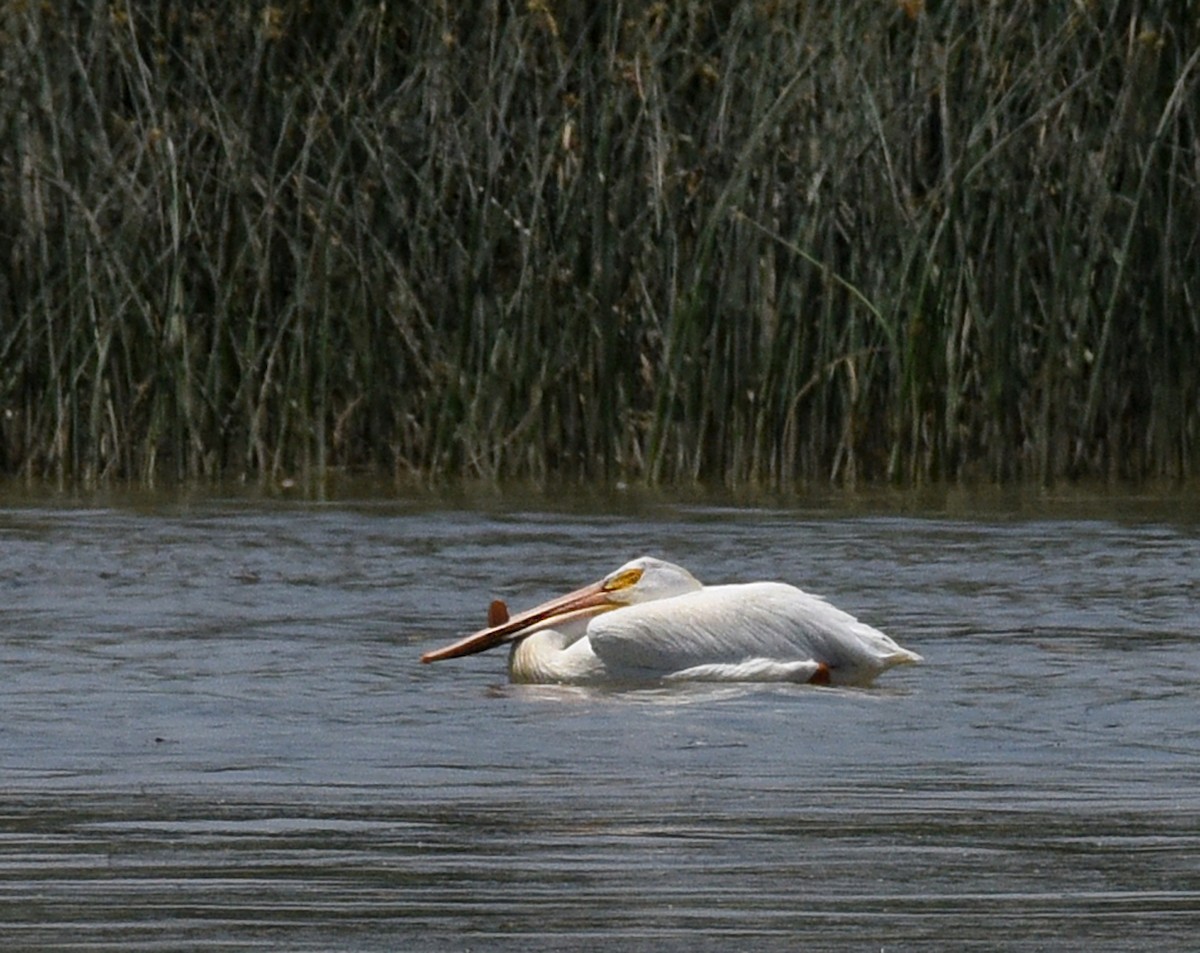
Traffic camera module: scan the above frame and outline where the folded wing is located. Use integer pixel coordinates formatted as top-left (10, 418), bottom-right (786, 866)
top-left (587, 582), bottom-right (915, 683)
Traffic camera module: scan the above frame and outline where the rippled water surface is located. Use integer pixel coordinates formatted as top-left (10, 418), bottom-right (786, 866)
top-left (1, 494), bottom-right (1197, 950)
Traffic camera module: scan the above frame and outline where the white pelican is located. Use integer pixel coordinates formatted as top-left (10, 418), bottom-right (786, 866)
top-left (422, 556), bottom-right (922, 686)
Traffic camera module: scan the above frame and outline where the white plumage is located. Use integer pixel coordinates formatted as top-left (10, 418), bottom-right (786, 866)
top-left (422, 556), bottom-right (922, 686)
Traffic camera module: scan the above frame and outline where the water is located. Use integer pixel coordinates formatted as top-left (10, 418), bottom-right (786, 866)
top-left (1, 495), bottom-right (1197, 950)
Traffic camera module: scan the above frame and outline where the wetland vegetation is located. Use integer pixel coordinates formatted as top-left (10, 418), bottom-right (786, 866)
top-left (2, 1), bottom-right (1197, 488)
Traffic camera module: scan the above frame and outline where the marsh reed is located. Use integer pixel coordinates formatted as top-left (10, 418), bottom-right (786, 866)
top-left (2, 1), bottom-right (1197, 488)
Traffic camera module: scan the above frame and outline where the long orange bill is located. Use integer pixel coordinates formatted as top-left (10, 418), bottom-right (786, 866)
top-left (422, 579), bottom-right (617, 663)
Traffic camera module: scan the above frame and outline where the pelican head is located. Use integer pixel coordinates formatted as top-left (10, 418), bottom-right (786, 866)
top-left (421, 556), bottom-right (701, 663)
top-left (603, 556), bottom-right (703, 604)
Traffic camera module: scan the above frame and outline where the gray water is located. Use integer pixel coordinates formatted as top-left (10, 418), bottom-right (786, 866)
top-left (1, 495), bottom-right (1197, 950)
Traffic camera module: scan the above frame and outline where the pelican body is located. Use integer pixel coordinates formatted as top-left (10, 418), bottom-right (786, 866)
top-left (421, 556), bottom-right (922, 686)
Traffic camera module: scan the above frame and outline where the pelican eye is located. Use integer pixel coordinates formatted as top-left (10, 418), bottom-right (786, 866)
top-left (602, 567), bottom-right (644, 592)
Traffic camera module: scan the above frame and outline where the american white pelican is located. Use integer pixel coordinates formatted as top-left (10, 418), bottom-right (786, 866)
top-left (422, 556), bottom-right (922, 686)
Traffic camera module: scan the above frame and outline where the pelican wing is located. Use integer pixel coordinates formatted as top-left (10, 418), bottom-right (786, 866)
top-left (587, 582), bottom-right (914, 681)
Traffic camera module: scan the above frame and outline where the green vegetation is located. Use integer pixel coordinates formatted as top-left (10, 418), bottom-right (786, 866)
top-left (2, 1), bottom-right (1197, 488)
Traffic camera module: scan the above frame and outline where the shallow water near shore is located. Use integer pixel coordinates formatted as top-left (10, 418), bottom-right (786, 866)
top-left (1, 493), bottom-right (1197, 950)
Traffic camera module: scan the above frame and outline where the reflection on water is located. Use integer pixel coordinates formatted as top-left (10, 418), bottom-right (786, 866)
top-left (1, 497), bottom-right (1198, 950)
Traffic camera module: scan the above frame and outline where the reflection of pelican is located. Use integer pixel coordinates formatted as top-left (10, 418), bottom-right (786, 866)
top-left (422, 556), bottom-right (922, 686)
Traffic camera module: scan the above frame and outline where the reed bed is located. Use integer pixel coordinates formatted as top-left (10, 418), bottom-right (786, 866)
top-left (1, 1), bottom-right (1197, 488)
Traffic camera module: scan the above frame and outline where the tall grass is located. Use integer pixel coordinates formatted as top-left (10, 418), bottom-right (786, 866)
top-left (1, 1), bottom-right (1197, 488)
